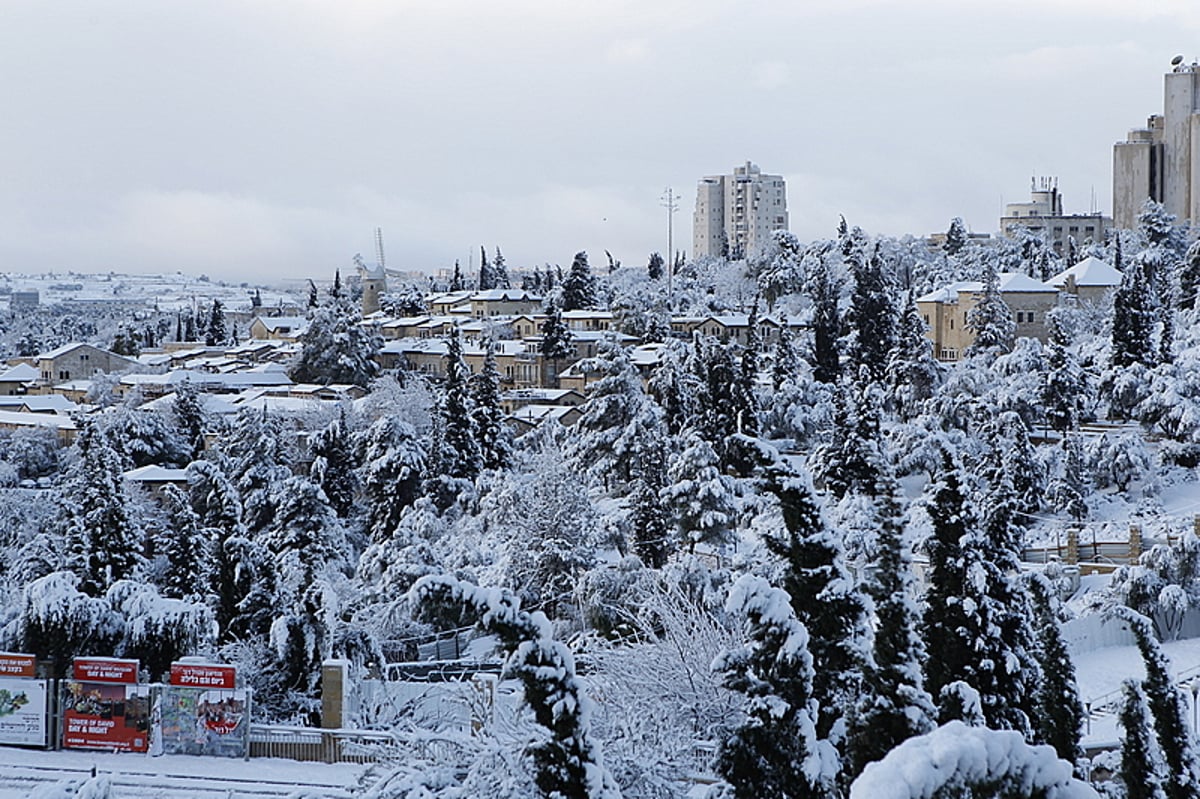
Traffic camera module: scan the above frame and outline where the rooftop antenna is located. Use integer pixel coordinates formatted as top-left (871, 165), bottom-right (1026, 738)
top-left (660, 187), bottom-right (679, 300)
top-left (1172, 54), bottom-right (1185, 67)
top-left (374, 227), bottom-right (385, 270)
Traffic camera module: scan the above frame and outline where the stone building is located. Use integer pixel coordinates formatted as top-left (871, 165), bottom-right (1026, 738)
top-left (693, 161), bottom-right (788, 259)
top-left (916, 273), bottom-right (1059, 361)
top-left (999, 177), bottom-right (1110, 252)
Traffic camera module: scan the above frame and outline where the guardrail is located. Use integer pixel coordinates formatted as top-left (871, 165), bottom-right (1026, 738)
top-left (249, 724), bottom-right (398, 763)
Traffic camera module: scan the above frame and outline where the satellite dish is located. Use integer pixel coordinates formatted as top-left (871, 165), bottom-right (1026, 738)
top-left (1172, 55), bottom-right (1185, 66)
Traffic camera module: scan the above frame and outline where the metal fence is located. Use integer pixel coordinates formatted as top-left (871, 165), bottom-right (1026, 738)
top-left (248, 724), bottom-right (398, 763)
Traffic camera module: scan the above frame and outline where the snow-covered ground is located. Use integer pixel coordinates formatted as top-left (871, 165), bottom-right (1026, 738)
top-left (0, 747), bottom-right (364, 798)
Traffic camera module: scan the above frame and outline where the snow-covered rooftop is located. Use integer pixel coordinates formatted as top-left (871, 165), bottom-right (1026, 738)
top-left (0, 363), bottom-right (39, 382)
top-left (917, 272), bottom-right (1055, 303)
top-left (1047, 256), bottom-right (1122, 289)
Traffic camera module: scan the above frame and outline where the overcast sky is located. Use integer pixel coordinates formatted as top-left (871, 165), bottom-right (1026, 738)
top-left (2, 1), bottom-right (1198, 284)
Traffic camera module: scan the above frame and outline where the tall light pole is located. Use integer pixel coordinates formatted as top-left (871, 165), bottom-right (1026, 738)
top-left (660, 187), bottom-right (679, 301)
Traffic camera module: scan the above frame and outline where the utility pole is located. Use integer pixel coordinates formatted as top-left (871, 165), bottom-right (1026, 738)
top-left (660, 187), bottom-right (679, 301)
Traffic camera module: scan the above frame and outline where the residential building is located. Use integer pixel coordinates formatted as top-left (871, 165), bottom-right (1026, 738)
top-left (916, 273), bottom-right (1059, 361)
top-left (999, 177), bottom-right (1111, 252)
top-left (693, 161), bottom-right (788, 259)
top-left (35, 343), bottom-right (139, 383)
top-left (1113, 59), bottom-right (1200, 229)
top-left (248, 316), bottom-right (309, 342)
top-left (1046, 256), bottom-right (1123, 305)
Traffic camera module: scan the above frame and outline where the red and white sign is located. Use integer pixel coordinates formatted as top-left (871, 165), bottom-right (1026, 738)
top-left (169, 663), bottom-right (237, 690)
top-left (72, 658), bottom-right (138, 685)
top-left (0, 653), bottom-right (36, 678)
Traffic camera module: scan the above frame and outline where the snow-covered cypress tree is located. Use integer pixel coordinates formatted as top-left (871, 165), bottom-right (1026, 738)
top-left (647, 340), bottom-right (701, 437)
top-left (772, 318), bottom-right (801, 392)
top-left (561, 251), bottom-right (598, 311)
top-left (647, 251), bottom-right (665, 281)
top-left (570, 337), bottom-right (655, 491)
top-left (965, 260), bottom-right (1015, 358)
top-left (1042, 308), bottom-right (1086, 434)
top-left (1025, 573), bottom-right (1084, 766)
top-left (845, 457), bottom-right (935, 780)
top-left (470, 337), bottom-right (513, 472)
top-left (629, 433), bottom-right (672, 569)
top-left (695, 337), bottom-right (741, 451)
top-left (309, 407), bottom-right (357, 519)
top-left (478, 245), bottom-right (497, 291)
top-left (227, 406), bottom-right (291, 537)
top-left (807, 246), bottom-right (842, 384)
top-left (540, 297), bottom-right (574, 388)
top-left (155, 483), bottom-right (212, 603)
top-left (439, 325), bottom-right (481, 482)
top-left (289, 295), bottom-right (382, 388)
top-left (713, 574), bottom-right (833, 799)
top-left (763, 465), bottom-right (869, 746)
top-left (847, 243), bottom-right (898, 382)
top-left (206, 299), bottom-right (228, 346)
top-left (493, 246), bottom-right (510, 289)
top-left (1112, 234), bottom-right (1159, 370)
top-left (1119, 679), bottom-right (1169, 799)
top-left (886, 289), bottom-right (943, 419)
top-left (171, 379), bottom-right (208, 462)
top-left (812, 373), bottom-right (883, 500)
top-left (1112, 606), bottom-right (1200, 799)
top-left (449, 259), bottom-right (466, 292)
top-left (944, 217), bottom-right (968, 256)
top-left (1179, 240), bottom-right (1200, 311)
top-left (731, 300), bottom-right (761, 437)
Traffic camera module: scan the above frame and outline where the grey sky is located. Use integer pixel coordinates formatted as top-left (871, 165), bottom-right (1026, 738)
top-left (1, 1), bottom-right (1197, 283)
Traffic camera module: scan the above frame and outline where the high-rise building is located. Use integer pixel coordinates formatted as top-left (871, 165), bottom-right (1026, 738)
top-left (1113, 59), bottom-right (1200, 230)
top-left (692, 161), bottom-right (788, 260)
top-left (999, 177), bottom-right (1110, 253)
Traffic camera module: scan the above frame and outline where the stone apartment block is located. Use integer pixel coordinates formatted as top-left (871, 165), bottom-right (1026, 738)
top-left (999, 177), bottom-right (1110, 252)
top-left (693, 161), bottom-right (788, 259)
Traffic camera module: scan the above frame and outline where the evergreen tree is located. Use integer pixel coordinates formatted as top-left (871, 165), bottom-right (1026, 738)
top-left (571, 338), bottom-right (656, 490)
top-left (171, 379), bottom-right (207, 462)
top-left (965, 261), bottom-right (1015, 358)
top-left (206, 299), bottom-right (228, 346)
top-left (943, 217), bottom-right (968, 256)
top-left (1050, 436), bottom-right (1089, 525)
top-left (713, 575), bottom-right (831, 799)
top-left (478, 246), bottom-right (497, 291)
top-left (1042, 309), bottom-right (1086, 434)
top-left (469, 337), bottom-right (512, 471)
top-left (61, 422), bottom-right (144, 597)
top-left (886, 289), bottom-right (942, 418)
top-left (772, 318), bottom-right (801, 391)
top-left (1026, 573), bottom-right (1084, 766)
top-left (847, 243), bottom-right (898, 381)
top-left (309, 408), bottom-right (358, 519)
top-left (629, 433), bottom-right (672, 568)
top-left (449, 260), bottom-right (466, 292)
top-left (662, 434), bottom-right (737, 552)
top-left (561, 251), bottom-right (598, 311)
top-left (846, 459), bottom-right (935, 780)
top-left (155, 484), bottom-right (211, 602)
top-left (763, 466), bottom-right (869, 745)
top-left (1113, 606), bottom-right (1200, 799)
top-left (228, 406), bottom-right (291, 537)
top-left (1179, 240), bottom-right (1200, 311)
top-left (184, 311), bottom-right (197, 342)
top-left (289, 296), bottom-right (382, 388)
top-left (174, 312), bottom-right (183, 342)
top-left (694, 337), bottom-right (742, 453)
top-left (812, 374), bottom-right (883, 500)
top-left (331, 268), bottom-right (342, 299)
top-left (808, 247), bottom-right (842, 384)
top-left (647, 251), bottom-right (665, 281)
top-left (1119, 679), bottom-right (1169, 799)
top-left (307, 279), bottom-right (319, 309)
top-left (439, 325), bottom-right (481, 481)
top-left (493, 246), bottom-right (510, 289)
top-left (358, 415), bottom-right (426, 543)
top-left (540, 298), bottom-right (574, 389)
top-left (1112, 233), bottom-right (1159, 370)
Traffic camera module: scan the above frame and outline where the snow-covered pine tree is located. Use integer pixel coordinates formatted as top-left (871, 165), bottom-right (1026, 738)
top-left (943, 217), bottom-right (968, 256)
top-left (469, 337), bottom-right (513, 472)
top-left (1179, 240), bottom-right (1200, 311)
top-left (762, 465), bottom-right (869, 748)
top-left (438, 325), bottom-right (482, 482)
top-left (730, 300), bottom-right (761, 437)
top-left (1111, 233), bottom-right (1159, 371)
top-left (886, 289), bottom-right (943, 419)
top-left (61, 421), bottom-right (144, 597)
top-left (449, 259), bottom-right (466, 292)
top-left (1025, 573), bottom-right (1084, 767)
top-left (772, 317), bottom-right (801, 391)
top-left (561, 251), bottom-right (598, 311)
top-left (264, 476), bottom-right (349, 695)
top-left (1119, 679), bottom-right (1169, 799)
top-left (713, 574), bottom-right (834, 799)
top-left (965, 260), bottom-right (1015, 358)
top-left (661, 433), bottom-right (738, 553)
top-left (647, 340), bottom-right (701, 437)
top-left (478, 246), bottom-right (497, 291)
top-left (358, 415), bottom-right (426, 543)
top-left (1111, 606), bottom-right (1200, 799)
top-left (493, 246), bottom-right (510, 289)
top-left (845, 457), bottom-right (935, 781)
top-left (227, 406), bottom-right (291, 537)
top-left (309, 407), bottom-right (358, 519)
top-left (288, 295), bottom-right (382, 388)
top-left (629, 432), bottom-right (672, 569)
top-left (1050, 436), bottom-right (1089, 525)
top-left (154, 483), bottom-right (212, 602)
top-left (812, 372), bottom-right (884, 500)
top-left (411, 575), bottom-right (622, 799)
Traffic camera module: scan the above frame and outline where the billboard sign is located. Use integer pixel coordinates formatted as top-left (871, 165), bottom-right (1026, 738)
top-left (71, 658), bottom-right (138, 685)
top-left (168, 663), bottom-right (237, 690)
top-left (157, 686), bottom-right (249, 758)
top-left (0, 653), bottom-right (36, 678)
top-left (63, 658), bottom-right (150, 753)
top-left (0, 676), bottom-right (47, 747)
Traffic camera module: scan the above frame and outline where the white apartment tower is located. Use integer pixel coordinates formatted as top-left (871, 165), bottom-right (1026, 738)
top-left (1113, 60), bottom-right (1200, 230)
top-left (693, 161), bottom-right (788, 260)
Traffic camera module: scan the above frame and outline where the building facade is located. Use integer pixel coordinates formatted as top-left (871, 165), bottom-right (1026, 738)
top-left (693, 161), bottom-right (788, 259)
top-left (1000, 177), bottom-right (1111, 252)
top-left (916, 273), bottom-right (1060, 361)
top-left (1113, 60), bottom-right (1200, 229)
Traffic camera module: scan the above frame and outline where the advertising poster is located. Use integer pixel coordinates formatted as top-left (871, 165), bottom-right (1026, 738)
top-left (0, 676), bottom-right (47, 747)
top-left (157, 687), bottom-right (248, 758)
top-left (63, 657), bottom-right (150, 753)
